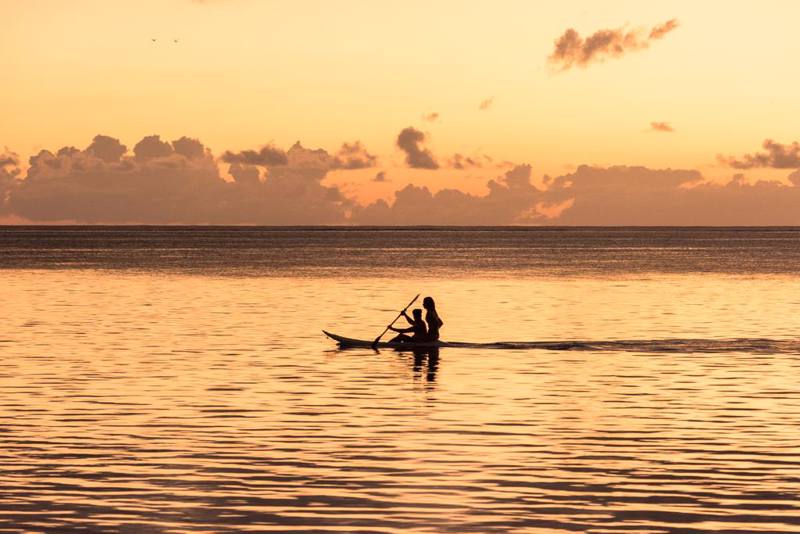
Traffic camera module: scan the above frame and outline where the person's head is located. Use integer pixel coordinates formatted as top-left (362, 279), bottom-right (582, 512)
top-left (423, 296), bottom-right (436, 310)
top-left (412, 308), bottom-right (423, 321)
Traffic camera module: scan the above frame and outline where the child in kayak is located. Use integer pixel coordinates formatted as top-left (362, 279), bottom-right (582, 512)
top-left (389, 308), bottom-right (427, 343)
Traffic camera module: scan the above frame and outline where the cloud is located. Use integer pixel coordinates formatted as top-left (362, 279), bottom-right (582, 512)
top-left (720, 139), bottom-right (800, 169)
top-left (134, 135), bottom-right (174, 160)
top-left (173, 136), bottom-right (207, 160)
top-left (87, 134), bottom-right (127, 163)
top-left (649, 19), bottom-right (679, 39)
top-left (549, 19), bottom-right (679, 70)
top-left (4, 135), bottom-right (351, 224)
top-left (221, 144), bottom-right (288, 166)
top-left (422, 112), bottom-right (440, 122)
top-left (332, 141), bottom-right (377, 169)
top-left (479, 98), bottom-right (493, 110)
top-left (449, 153), bottom-right (483, 169)
top-left (228, 163), bottom-right (261, 185)
top-left (0, 152), bottom-right (21, 215)
top-left (543, 165), bottom-right (800, 225)
top-left (0, 154), bottom-right (18, 169)
top-left (222, 140), bottom-right (376, 171)
top-left (353, 165), bottom-right (544, 225)
top-left (10, 134), bottom-right (800, 226)
top-left (396, 127), bottom-right (438, 169)
top-left (650, 122), bottom-right (674, 132)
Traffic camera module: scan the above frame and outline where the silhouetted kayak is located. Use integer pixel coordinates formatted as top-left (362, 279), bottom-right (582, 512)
top-left (323, 331), bottom-right (445, 349)
top-left (323, 330), bottom-right (585, 350)
top-left (323, 330), bottom-right (800, 354)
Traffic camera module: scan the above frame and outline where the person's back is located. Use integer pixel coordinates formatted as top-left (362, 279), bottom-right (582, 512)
top-left (410, 317), bottom-right (427, 339)
top-left (423, 296), bottom-right (444, 341)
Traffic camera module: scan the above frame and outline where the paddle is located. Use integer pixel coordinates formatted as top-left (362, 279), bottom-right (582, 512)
top-left (372, 294), bottom-right (420, 348)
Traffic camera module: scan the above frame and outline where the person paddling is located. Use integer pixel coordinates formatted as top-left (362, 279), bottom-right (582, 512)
top-left (389, 309), bottom-right (427, 343)
top-left (422, 296), bottom-right (444, 341)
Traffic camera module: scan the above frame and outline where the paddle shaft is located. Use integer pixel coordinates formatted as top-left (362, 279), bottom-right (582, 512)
top-left (373, 294), bottom-right (420, 346)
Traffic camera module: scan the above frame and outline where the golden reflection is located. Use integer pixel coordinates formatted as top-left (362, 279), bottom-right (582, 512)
top-left (1, 271), bottom-right (799, 532)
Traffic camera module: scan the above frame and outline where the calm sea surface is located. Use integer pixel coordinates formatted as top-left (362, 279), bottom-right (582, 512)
top-left (1, 227), bottom-right (799, 533)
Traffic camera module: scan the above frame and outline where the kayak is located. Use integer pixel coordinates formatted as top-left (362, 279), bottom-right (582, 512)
top-left (323, 330), bottom-right (448, 349)
top-left (322, 330), bottom-right (591, 350)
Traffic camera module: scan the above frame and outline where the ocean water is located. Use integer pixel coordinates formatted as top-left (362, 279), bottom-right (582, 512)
top-left (1, 227), bottom-right (799, 533)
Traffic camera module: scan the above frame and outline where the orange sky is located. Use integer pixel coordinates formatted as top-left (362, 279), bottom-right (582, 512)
top-left (1, 0), bottom-right (799, 223)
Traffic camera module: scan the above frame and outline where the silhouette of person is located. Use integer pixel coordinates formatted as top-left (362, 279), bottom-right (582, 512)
top-left (389, 308), bottom-right (427, 343)
top-left (422, 296), bottom-right (444, 341)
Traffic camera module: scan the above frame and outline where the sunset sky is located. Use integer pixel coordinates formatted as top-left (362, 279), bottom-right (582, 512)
top-left (2, 0), bottom-right (800, 224)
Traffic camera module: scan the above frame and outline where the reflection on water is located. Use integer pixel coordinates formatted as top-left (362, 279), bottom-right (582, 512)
top-left (1, 271), bottom-right (799, 532)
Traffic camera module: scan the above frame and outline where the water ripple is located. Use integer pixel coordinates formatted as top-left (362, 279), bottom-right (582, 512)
top-left (1, 272), bottom-right (800, 532)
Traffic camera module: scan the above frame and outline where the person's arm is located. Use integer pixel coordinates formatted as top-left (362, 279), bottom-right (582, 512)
top-left (401, 311), bottom-right (415, 325)
top-left (390, 325), bottom-right (414, 333)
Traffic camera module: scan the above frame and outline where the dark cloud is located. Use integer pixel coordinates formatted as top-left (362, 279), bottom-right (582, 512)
top-left (221, 145), bottom-right (288, 166)
top-left (720, 139), bottom-right (800, 169)
top-left (134, 135), bottom-right (174, 160)
top-left (373, 171), bottom-right (388, 182)
top-left (173, 136), bottom-right (207, 160)
top-left (353, 165), bottom-right (544, 224)
top-left (479, 98), bottom-right (493, 110)
top-left (221, 140), bottom-right (375, 171)
top-left (86, 135), bottom-right (127, 163)
top-left (5, 135), bottom-right (350, 224)
top-left (422, 112), bottom-right (440, 122)
top-left (228, 163), bottom-right (261, 185)
top-left (57, 146), bottom-right (81, 158)
top-left (396, 127), bottom-right (439, 169)
top-left (549, 19), bottom-right (679, 70)
top-left (332, 141), bottom-right (377, 169)
top-left (449, 153), bottom-right (482, 169)
top-left (650, 122), bottom-right (674, 132)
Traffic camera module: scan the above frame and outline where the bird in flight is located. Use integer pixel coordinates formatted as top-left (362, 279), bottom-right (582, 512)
top-left (151, 38), bottom-right (157, 42)
top-left (173, 39), bottom-right (180, 44)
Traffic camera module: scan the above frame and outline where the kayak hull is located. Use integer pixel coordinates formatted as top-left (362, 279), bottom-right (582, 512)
top-left (323, 330), bottom-right (446, 349)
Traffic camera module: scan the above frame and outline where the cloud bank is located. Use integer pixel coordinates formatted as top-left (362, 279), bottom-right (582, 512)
top-left (721, 139), bottom-right (800, 169)
top-left (6, 134), bottom-right (800, 225)
top-left (549, 19), bottom-right (679, 70)
top-left (353, 165), bottom-right (544, 225)
top-left (2, 135), bottom-right (351, 224)
top-left (544, 165), bottom-right (800, 225)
